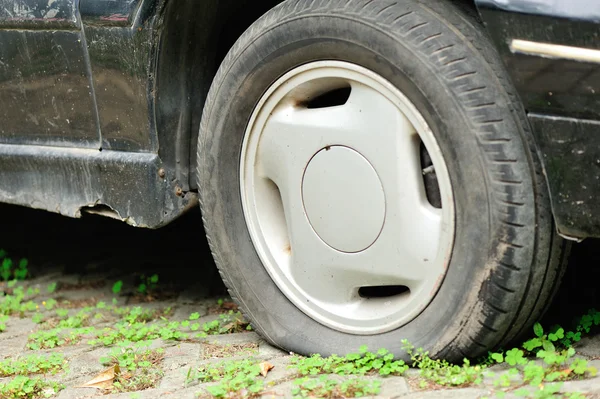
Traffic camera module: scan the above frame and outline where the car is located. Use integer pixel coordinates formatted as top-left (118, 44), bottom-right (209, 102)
top-left (0, 0), bottom-right (598, 361)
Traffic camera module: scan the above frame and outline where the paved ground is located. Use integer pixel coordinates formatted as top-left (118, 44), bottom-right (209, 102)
top-left (1, 204), bottom-right (600, 398)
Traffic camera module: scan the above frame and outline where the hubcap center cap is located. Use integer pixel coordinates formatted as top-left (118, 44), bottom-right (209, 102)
top-left (301, 146), bottom-right (385, 253)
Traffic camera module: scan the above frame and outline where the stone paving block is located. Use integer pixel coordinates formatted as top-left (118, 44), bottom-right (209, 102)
top-left (258, 340), bottom-right (289, 358)
top-left (158, 367), bottom-right (191, 391)
top-left (377, 375), bottom-right (410, 397)
top-left (262, 374), bottom-right (349, 398)
top-left (562, 375), bottom-right (600, 394)
top-left (159, 342), bottom-right (203, 391)
top-left (162, 342), bottom-right (202, 366)
top-left (56, 386), bottom-right (102, 399)
top-left (201, 331), bottom-right (262, 346)
top-left (62, 346), bottom-right (114, 383)
top-left (576, 335), bottom-right (600, 359)
top-left (105, 386), bottom-right (198, 399)
top-left (401, 388), bottom-right (491, 398)
top-left (263, 355), bottom-right (295, 384)
top-left (1, 316), bottom-right (36, 338)
top-left (0, 333), bottom-right (30, 357)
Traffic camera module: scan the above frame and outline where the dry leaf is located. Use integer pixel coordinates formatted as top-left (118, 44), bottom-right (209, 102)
top-left (79, 365), bottom-right (120, 389)
top-left (221, 322), bottom-right (235, 331)
top-left (259, 361), bottom-right (274, 377)
top-left (221, 301), bottom-right (238, 310)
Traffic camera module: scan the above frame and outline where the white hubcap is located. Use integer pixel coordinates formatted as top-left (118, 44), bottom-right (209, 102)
top-left (240, 61), bottom-right (454, 334)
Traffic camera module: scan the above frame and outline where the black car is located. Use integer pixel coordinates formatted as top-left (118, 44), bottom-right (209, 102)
top-left (1, 0), bottom-right (598, 360)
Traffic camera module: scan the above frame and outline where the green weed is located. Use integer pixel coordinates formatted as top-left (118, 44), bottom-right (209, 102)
top-left (487, 321), bottom-right (597, 398)
top-left (100, 341), bottom-right (164, 393)
top-left (292, 376), bottom-right (380, 398)
top-left (187, 358), bottom-right (265, 398)
top-left (0, 250), bottom-right (29, 282)
top-left (89, 320), bottom-right (186, 346)
top-left (0, 286), bottom-right (38, 316)
top-left (292, 346), bottom-right (408, 377)
top-left (0, 375), bottom-right (63, 398)
top-left (46, 282), bottom-right (57, 294)
top-left (402, 340), bottom-right (484, 387)
top-left (200, 311), bottom-right (251, 336)
top-left (27, 327), bottom-right (94, 350)
top-left (137, 274), bottom-right (159, 295)
top-left (42, 299), bottom-right (57, 310)
top-left (0, 353), bottom-right (65, 377)
top-left (112, 280), bottom-right (123, 295)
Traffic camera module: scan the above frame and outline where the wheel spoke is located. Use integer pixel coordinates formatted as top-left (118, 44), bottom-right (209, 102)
top-left (286, 206), bottom-right (444, 305)
top-left (256, 79), bottom-right (446, 302)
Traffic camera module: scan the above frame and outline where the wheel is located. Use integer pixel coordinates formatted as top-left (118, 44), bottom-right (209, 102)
top-left (197, 0), bottom-right (568, 361)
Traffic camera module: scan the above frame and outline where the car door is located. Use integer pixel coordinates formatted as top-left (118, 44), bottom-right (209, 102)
top-left (0, 0), bottom-right (100, 148)
top-left (475, 0), bottom-right (600, 238)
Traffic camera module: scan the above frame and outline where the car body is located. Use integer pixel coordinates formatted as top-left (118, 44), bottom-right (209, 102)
top-left (0, 0), bottom-right (597, 238)
top-left (0, 0), bottom-right (598, 359)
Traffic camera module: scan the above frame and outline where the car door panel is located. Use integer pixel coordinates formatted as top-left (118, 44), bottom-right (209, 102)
top-left (79, 0), bottom-right (156, 152)
top-left (0, 0), bottom-right (100, 148)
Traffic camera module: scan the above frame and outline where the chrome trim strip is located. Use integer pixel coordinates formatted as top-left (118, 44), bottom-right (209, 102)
top-left (510, 39), bottom-right (600, 64)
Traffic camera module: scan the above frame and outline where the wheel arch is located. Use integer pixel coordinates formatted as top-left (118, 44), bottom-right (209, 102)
top-left (154, 0), bottom-right (283, 191)
top-left (154, 0), bottom-right (478, 193)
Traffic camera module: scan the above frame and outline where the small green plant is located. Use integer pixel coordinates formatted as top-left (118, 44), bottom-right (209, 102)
top-left (27, 327), bottom-right (94, 350)
top-left (0, 258), bottom-right (11, 281)
top-left (31, 313), bottom-right (43, 324)
top-left (88, 319), bottom-right (187, 346)
top-left (14, 259), bottom-right (28, 280)
top-left (112, 280), bottom-right (123, 295)
top-left (200, 311), bottom-right (250, 336)
top-left (137, 274), bottom-right (159, 295)
top-left (487, 321), bottom-right (597, 398)
top-left (123, 306), bottom-right (160, 324)
top-left (0, 375), bottom-right (63, 398)
top-left (187, 358), bottom-right (265, 398)
top-left (521, 322), bottom-right (566, 354)
top-left (292, 346), bottom-right (408, 377)
top-left (42, 298), bottom-right (57, 310)
top-left (46, 282), bottom-right (57, 294)
top-left (0, 251), bottom-right (29, 282)
top-left (402, 340), bottom-right (484, 387)
top-left (100, 341), bottom-right (165, 393)
top-left (558, 308), bottom-right (600, 347)
top-left (0, 353), bottom-right (65, 376)
top-left (292, 376), bottom-right (380, 398)
top-left (0, 315), bottom-right (7, 332)
top-left (0, 286), bottom-right (38, 316)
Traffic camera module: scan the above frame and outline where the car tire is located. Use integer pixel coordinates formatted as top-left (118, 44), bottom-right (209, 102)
top-left (197, 0), bottom-right (568, 361)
